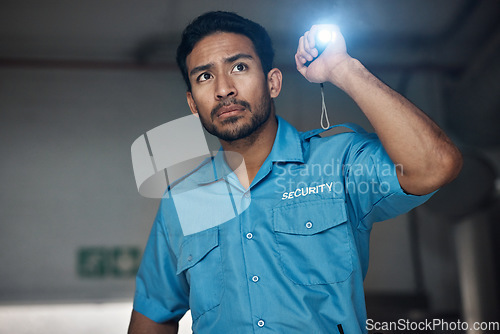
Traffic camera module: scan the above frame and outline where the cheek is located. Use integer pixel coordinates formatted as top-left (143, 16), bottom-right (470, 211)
top-left (235, 76), bottom-right (265, 99)
top-left (191, 92), bottom-right (212, 112)
top-left (250, 80), bottom-right (270, 102)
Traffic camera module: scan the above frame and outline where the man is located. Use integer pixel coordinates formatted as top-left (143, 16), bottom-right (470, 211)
top-left (129, 11), bottom-right (462, 334)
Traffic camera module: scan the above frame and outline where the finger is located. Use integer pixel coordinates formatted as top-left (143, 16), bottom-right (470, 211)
top-left (295, 52), bottom-right (307, 66)
top-left (303, 31), bottom-right (318, 58)
top-left (294, 52), bottom-right (307, 77)
top-left (307, 26), bottom-right (319, 51)
top-left (297, 35), bottom-right (314, 62)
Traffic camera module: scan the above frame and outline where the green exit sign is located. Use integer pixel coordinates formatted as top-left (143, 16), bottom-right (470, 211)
top-left (77, 246), bottom-right (141, 278)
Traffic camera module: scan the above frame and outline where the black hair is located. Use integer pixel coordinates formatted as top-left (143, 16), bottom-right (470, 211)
top-left (176, 11), bottom-right (275, 91)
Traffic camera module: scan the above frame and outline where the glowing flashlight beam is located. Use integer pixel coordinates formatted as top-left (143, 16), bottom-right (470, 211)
top-left (316, 29), bottom-right (337, 46)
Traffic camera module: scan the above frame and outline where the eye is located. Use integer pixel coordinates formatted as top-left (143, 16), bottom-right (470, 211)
top-left (232, 63), bottom-right (247, 72)
top-left (197, 72), bottom-right (212, 82)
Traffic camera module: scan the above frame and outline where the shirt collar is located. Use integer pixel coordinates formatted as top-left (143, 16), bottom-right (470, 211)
top-left (268, 115), bottom-right (304, 163)
top-left (185, 152), bottom-right (229, 186)
top-left (191, 115), bottom-right (304, 185)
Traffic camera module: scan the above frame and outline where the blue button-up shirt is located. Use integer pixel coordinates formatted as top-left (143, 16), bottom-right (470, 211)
top-left (133, 116), bottom-right (433, 333)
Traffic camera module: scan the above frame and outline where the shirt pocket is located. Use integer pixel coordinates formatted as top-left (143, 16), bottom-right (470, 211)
top-left (273, 198), bottom-right (353, 285)
top-left (176, 227), bottom-right (223, 321)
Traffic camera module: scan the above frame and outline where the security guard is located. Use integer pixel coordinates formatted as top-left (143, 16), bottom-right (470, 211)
top-left (129, 11), bottom-right (462, 334)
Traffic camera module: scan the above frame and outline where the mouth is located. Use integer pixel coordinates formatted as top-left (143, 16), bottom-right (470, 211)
top-left (215, 104), bottom-right (246, 120)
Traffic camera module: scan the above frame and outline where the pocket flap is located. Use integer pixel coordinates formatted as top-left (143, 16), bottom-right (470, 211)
top-left (176, 227), bottom-right (219, 274)
top-left (273, 199), bottom-right (347, 235)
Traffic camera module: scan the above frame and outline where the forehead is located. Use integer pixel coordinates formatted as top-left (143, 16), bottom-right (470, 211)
top-left (186, 32), bottom-right (260, 71)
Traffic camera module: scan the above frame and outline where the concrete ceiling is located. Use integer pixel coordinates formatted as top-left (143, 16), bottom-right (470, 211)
top-left (0, 0), bottom-right (499, 68)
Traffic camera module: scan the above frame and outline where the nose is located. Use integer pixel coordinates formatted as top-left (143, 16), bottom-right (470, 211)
top-left (215, 75), bottom-right (236, 100)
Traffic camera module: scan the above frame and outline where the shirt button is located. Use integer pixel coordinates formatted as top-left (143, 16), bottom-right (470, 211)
top-left (187, 255), bottom-right (193, 261)
top-left (257, 319), bottom-right (265, 327)
top-left (246, 232), bottom-right (253, 240)
top-left (305, 221), bottom-right (313, 229)
top-left (244, 192), bottom-right (251, 198)
top-left (252, 275), bottom-right (259, 282)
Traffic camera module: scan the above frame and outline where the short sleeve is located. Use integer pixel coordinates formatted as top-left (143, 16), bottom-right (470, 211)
top-left (133, 203), bottom-right (190, 323)
top-left (345, 133), bottom-right (435, 230)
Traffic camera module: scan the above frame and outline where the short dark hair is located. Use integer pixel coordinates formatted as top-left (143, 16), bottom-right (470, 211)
top-left (176, 11), bottom-right (275, 91)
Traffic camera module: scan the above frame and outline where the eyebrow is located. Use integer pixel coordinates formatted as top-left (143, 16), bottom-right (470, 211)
top-left (189, 53), bottom-right (254, 78)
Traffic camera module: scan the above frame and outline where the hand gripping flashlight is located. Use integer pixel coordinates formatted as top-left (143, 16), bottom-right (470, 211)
top-left (304, 28), bottom-right (337, 67)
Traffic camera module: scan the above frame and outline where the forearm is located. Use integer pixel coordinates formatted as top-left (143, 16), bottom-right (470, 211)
top-left (328, 57), bottom-right (462, 195)
top-left (128, 310), bottom-right (179, 334)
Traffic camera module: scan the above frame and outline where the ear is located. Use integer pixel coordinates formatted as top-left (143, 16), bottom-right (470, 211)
top-left (186, 91), bottom-right (199, 117)
top-left (267, 68), bottom-right (282, 99)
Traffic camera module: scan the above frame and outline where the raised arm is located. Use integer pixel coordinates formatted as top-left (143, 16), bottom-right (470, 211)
top-left (295, 25), bottom-right (462, 195)
top-left (128, 310), bottom-right (179, 334)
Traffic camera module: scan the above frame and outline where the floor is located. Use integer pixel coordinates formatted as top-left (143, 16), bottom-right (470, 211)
top-left (0, 301), bottom-right (193, 334)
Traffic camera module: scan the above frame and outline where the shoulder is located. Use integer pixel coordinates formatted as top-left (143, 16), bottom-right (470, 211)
top-left (299, 123), bottom-right (380, 155)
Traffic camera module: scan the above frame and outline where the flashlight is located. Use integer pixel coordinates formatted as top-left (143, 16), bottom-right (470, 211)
top-left (304, 28), bottom-right (337, 66)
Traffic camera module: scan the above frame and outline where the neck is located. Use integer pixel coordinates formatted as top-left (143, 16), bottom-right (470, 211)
top-left (220, 114), bottom-right (278, 188)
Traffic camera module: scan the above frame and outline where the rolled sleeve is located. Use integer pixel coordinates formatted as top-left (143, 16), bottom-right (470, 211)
top-left (345, 133), bottom-right (435, 230)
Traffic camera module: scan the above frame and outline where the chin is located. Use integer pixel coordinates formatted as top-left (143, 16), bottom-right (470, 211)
top-left (219, 115), bottom-right (244, 126)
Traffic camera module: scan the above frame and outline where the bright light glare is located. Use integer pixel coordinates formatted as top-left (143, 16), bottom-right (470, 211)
top-left (317, 29), bottom-right (337, 45)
